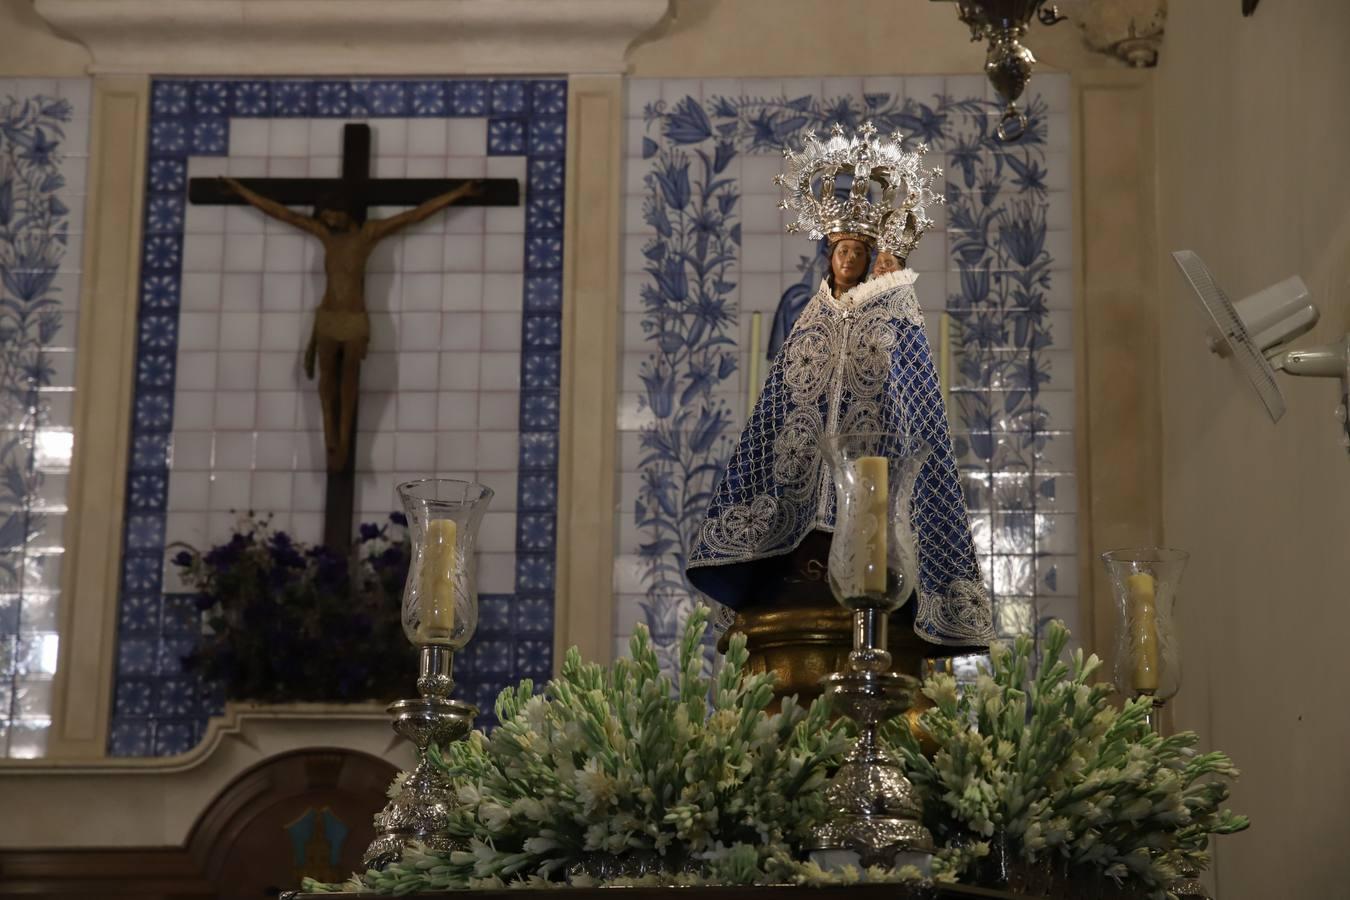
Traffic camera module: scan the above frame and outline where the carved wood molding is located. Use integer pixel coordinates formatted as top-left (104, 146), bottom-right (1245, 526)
top-left (32, 0), bottom-right (673, 75)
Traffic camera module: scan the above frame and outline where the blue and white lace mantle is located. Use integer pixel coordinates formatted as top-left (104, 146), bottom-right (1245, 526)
top-left (686, 269), bottom-right (994, 647)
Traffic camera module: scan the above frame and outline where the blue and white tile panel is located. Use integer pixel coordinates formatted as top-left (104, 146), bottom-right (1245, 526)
top-left (0, 78), bottom-right (92, 758)
top-left (112, 79), bottom-right (564, 756)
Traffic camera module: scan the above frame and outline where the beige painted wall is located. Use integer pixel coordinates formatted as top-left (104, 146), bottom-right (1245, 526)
top-left (0, 0), bottom-right (89, 74)
top-left (1155, 1), bottom-right (1350, 898)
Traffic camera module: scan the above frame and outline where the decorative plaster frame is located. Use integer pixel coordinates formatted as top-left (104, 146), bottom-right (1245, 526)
top-left (33, 0), bottom-right (672, 76)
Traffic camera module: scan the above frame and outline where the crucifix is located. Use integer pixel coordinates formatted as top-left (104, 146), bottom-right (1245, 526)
top-left (188, 123), bottom-right (519, 552)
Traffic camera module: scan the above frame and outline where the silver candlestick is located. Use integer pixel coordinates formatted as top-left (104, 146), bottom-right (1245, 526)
top-left (808, 432), bottom-right (935, 872)
top-left (809, 608), bottom-right (934, 870)
top-left (363, 645), bottom-right (478, 869)
top-left (363, 479), bottom-right (493, 870)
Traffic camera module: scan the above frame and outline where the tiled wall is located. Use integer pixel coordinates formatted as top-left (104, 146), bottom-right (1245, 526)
top-left (617, 76), bottom-right (1076, 668)
top-left (111, 79), bottom-right (564, 756)
top-left (0, 78), bottom-right (91, 758)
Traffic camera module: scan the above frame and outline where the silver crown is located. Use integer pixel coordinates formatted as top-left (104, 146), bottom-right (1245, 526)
top-left (774, 121), bottom-right (944, 260)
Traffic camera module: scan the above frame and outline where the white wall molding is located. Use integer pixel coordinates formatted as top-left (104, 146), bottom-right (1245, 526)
top-left (0, 703), bottom-right (401, 847)
top-left (33, 0), bottom-right (672, 75)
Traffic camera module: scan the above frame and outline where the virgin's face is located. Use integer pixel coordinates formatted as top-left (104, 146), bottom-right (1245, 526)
top-left (831, 239), bottom-right (868, 287)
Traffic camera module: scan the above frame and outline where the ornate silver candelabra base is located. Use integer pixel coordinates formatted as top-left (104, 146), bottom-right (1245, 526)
top-left (363, 646), bottom-right (478, 870)
top-left (809, 609), bottom-right (934, 871)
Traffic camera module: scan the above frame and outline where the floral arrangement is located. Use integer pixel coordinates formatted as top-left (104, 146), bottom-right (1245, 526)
top-left (888, 620), bottom-right (1249, 898)
top-left (306, 607), bottom-right (855, 893)
top-left (303, 613), bottom-right (1247, 897)
top-left (174, 513), bottom-right (416, 703)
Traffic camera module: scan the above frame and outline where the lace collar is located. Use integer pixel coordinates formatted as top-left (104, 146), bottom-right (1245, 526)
top-left (818, 269), bottom-right (921, 314)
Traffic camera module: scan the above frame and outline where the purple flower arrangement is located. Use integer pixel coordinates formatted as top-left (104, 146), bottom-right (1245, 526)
top-left (174, 513), bottom-right (416, 703)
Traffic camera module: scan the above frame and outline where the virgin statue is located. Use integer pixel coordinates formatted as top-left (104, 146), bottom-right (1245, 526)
top-left (686, 123), bottom-right (994, 652)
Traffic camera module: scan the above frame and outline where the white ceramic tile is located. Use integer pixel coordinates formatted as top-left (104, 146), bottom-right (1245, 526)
top-left (400, 273), bottom-right (442, 311)
top-left (170, 432), bottom-right (214, 470)
top-left (485, 157), bottom-right (527, 182)
top-left (438, 352), bottom-right (480, 391)
top-left (309, 156), bottom-right (340, 177)
top-left (209, 471), bottom-right (251, 512)
top-left (173, 391), bottom-right (214, 430)
top-left (478, 392), bottom-right (519, 430)
top-left (363, 352), bottom-right (398, 390)
top-left (250, 472), bottom-right (294, 510)
top-left (257, 351), bottom-right (299, 389)
top-left (398, 235), bottom-right (440, 273)
top-left (397, 352), bottom-right (439, 391)
top-left (481, 313), bottom-right (521, 352)
top-left (223, 232), bottom-right (265, 272)
top-left (445, 157), bottom-right (486, 179)
top-left (443, 234), bottom-right (484, 271)
top-left (440, 272), bottom-right (483, 311)
top-left (213, 392), bottom-right (256, 429)
top-left (478, 552), bottom-right (515, 593)
top-left (185, 203), bottom-right (225, 235)
top-left (258, 312), bottom-right (305, 352)
top-left (254, 430), bottom-right (296, 469)
top-left (373, 156), bottom-right (406, 178)
top-left (177, 312), bottom-right (219, 352)
top-left (266, 158), bottom-right (307, 178)
top-left (477, 431), bottom-right (518, 471)
top-left (182, 233), bottom-right (225, 272)
top-left (218, 311), bottom-right (260, 351)
top-left (371, 118), bottom-right (408, 156)
top-left (441, 313), bottom-right (482, 350)
top-left (485, 207), bottom-right (524, 234)
top-left (436, 431), bottom-right (477, 470)
top-left (396, 392), bottom-right (438, 430)
top-left (256, 391), bottom-right (298, 430)
top-left (214, 431), bottom-right (254, 469)
top-left (394, 432), bottom-right (436, 470)
top-left (481, 273), bottom-right (521, 312)
top-left (229, 120), bottom-right (270, 157)
top-left (447, 118), bottom-right (487, 156)
top-left (220, 272), bottom-right (261, 310)
top-left (407, 119), bottom-right (448, 156)
top-left (216, 352), bottom-right (259, 391)
top-left (398, 312), bottom-right (443, 351)
top-left (168, 472), bottom-right (209, 511)
top-left (479, 511), bottom-right (516, 553)
top-left (483, 236), bottom-right (523, 273)
top-left (626, 80), bottom-right (660, 117)
top-left (357, 431), bottom-right (396, 470)
top-left (437, 390), bottom-right (479, 431)
top-left (177, 351), bottom-right (218, 391)
top-left (479, 352), bottom-right (520, 391)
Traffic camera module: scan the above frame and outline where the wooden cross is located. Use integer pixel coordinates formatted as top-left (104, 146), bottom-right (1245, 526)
top-left (188, 123), bottom-right (519, 552)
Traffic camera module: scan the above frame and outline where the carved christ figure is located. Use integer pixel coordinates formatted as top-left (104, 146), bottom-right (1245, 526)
top-left (220, 176), bottom-right (479, 472)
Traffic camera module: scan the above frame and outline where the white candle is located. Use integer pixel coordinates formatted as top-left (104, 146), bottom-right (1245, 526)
top-left (1128, 572), bottom-right (1160, 692)
top-left (857, 456), bottom-right (889, 594)
top-left (418, 519), bottom-right (457, 642)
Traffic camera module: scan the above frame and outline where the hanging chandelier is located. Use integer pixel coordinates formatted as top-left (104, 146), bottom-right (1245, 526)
top-left (948, 1), bottom-right (1067, 140)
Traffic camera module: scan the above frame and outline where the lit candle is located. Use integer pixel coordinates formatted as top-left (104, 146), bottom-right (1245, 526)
top-left (1128, 572), bottom-right (1160, 692)
top-left (418, 519), bottom-right (457, 643)
top-left (857, 456), bottom-right (889, 594)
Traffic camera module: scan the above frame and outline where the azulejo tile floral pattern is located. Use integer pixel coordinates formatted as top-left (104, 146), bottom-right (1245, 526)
top-left (111, 78), bottom-right (567, 756)
top-left (0, 79), bottom-right (90, 758)
top-left (621, 77), bottom-right (1074, 673)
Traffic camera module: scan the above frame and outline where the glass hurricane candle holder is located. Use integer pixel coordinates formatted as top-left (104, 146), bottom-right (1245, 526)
top-left (810, 432), bottom-right (935, 873)
top-left (363, 479), bottom-right (492, 871)
top-left (821, 432), bottom-right (930, 618)
top-left (1102, 547), bottom-right (1189, 732)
